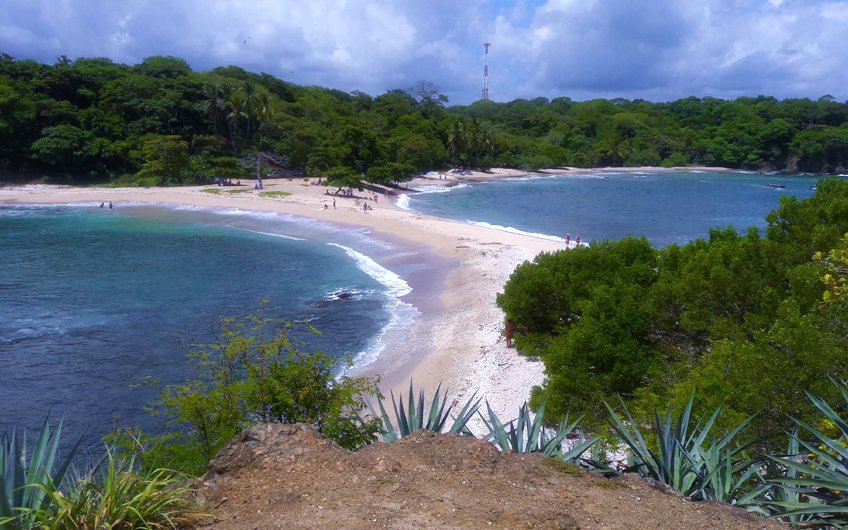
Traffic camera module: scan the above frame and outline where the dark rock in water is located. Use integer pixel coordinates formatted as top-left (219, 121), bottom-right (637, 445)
top-left (336, 291), bottom-right (353, 300)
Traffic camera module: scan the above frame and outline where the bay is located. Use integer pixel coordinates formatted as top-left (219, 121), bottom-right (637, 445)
top-left (402, 171), bottom-right (822, 247)
top-left (0, 203), bottom-right (419, 454)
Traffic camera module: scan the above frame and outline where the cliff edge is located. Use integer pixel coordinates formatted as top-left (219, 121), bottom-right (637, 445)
top-left (190, 424), bottom-right (781, 529)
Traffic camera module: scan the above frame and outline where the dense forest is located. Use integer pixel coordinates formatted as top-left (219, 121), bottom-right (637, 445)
top-left (2, 53), bottom-right (848, 186)
top-left (497, 178), bottom-right (848, 449)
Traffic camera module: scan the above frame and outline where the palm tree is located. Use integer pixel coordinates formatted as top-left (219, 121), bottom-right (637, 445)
top-left (201, 83), bottom-right (228, 135)
top-left (226, 90), bottom-right (247, 152)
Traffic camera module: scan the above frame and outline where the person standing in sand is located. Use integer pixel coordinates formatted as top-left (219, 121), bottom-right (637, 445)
top-left (565, 233), bottom-right (570, 247)
top-left (504, 321), bottom-right (515, 348)
top-left (333, 198), bottom-right (336, 208)
top-left (576, 234), bottom-right (581, 246)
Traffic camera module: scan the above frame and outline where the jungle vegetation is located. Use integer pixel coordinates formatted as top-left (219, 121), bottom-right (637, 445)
top-left (2, 53), bottom-right (848, 188)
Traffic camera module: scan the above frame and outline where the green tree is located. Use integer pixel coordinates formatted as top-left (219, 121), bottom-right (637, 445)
top-left (30, 124), bottom-right (99, 169)
top-left (157, 311), bottom-right (381, 471)
top-left (137, 134), bottom-right (190, 186)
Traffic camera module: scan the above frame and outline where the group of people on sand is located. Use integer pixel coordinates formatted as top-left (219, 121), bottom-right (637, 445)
top-left (564, 233), bottom-right (581, 247)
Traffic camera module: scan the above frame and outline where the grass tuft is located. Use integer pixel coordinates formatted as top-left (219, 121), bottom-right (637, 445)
top-left (542, 458), bottom-right (583, 476)
top-left (258, 191), bottom-right (291, 198)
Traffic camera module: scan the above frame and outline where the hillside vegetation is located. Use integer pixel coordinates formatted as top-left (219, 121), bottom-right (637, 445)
top-left (2, 53), bottom-right (848, 186)
top-left (498, 178), bottom-right (848, 450)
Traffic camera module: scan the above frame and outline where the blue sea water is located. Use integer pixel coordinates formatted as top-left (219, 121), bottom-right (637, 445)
top-left (0, 172), bottom-right (827, 455)
top-left (400, 171), bottom-right (821, 247)
top-left (0, 203), bottom-right (422, 454)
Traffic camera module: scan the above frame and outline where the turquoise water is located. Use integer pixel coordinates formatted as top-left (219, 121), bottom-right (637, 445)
top-left (0, 203), bottom-right (420, 453)
top-left (401, 171), bottom-right (821, 246)
top-left (1, 172), bottom-right (826, 454)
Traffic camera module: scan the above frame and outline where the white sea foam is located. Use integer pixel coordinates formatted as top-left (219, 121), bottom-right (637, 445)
top-left (396, 194), bottom-right (412, 210)
top-left (506, 174), bottom-right (548, 182)
top-left (327, 243), bottom-right (418, 372)
top-left (396, 183), bottom-right (467, 210)
top-left (467, 220), bottom-right (565, 242)
top-left (236, 228), bottom-right (304, 241)
top-left (328, 244), bottom-right (411, 297)
top-left (409, 183), bottom-right (468, 194)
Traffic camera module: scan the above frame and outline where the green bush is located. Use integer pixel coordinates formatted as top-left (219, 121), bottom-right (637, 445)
top-left (148, 308), bottom-right (381, 474)
top-left (39, 448), bottom-right (194, 530)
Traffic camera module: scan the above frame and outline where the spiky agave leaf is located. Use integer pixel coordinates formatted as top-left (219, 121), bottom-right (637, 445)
top-left (764, 382), bottom-right (848, 525)
top-left (365, 394), bottom-right (398, 443)
top-left (604, 396), bottom-right (660, 478)
top-left (481, 400), bottom-right (596, 459)
top-left (605, 393), bottom-right (754, 501)
top-left (366, 381), bottom-right (480, 441)
top-left (0, 417), bottom-right (82, 530)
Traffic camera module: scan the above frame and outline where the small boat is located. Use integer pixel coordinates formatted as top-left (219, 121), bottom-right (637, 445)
top-left (764, 183), bottom-right (786, 189)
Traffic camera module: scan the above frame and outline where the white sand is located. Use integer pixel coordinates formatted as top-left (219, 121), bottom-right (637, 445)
top-left (0, 169), bottom-right (564, 426)
top-left (0, 165), bottom-right (727, 428)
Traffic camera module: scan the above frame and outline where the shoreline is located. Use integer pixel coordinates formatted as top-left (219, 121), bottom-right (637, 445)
top-left (0, 167), bottom-right (567, 424)
top-left (0, 165), bottom-right (735, 426)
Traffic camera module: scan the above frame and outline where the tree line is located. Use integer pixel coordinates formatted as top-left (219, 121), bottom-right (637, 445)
top-left (2, 53), bottom-right (848, 186)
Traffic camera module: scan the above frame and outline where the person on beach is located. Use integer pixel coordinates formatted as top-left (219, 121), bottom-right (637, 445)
top-left (504, 321), bottom-right (515, 348)
top-left (333, 198), bottom-right (336, 209)
top-left (576, 234), bottom-right (581, 246)
top-left (100, 202), bottom-right (104, 208)
top-left (565, 233), bottom-right (570, 247)
top-left (108, 201), bottom-right (113, 209)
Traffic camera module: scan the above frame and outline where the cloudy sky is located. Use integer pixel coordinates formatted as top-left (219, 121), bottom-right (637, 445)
top-left (1, 0), bottom-right (846, 105)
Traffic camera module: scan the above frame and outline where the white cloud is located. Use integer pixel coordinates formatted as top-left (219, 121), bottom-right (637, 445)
top-left (0, 0), bottom-right (847, 103)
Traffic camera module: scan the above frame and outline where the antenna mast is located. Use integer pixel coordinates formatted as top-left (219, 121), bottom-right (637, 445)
top-left (482, 42), bottom-right (491, 101)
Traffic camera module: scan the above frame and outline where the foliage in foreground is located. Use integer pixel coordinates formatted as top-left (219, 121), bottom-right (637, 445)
top-left (761, 381), bottom-right (848, 526)
top-left (605, 393), bottom-right (759, 504)
top-left (39, 448), bottom-right (192, 530)
top-left (0, 418), bottom-right (80, 530)
top-left (366, 381), bottom-right (481, 442)
top-left (1, 420), bottom-right (191, 530)
top-left (146, 308), bottom-right (381, 474)
top-left (479, 400), bottom-right (598, 463)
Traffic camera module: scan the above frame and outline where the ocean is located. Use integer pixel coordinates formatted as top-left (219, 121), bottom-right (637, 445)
top-left (400, 171), bottom-right (820, 247)
top-left (1, 171), bottom-right (823, 454)
top-left (0, 203), bottom-right (427, 454)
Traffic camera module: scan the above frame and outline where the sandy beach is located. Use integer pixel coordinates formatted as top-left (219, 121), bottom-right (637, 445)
top-left (0, 165), bottom-right (728, 427)
top-left (0, 167), bottom-right (570, 426)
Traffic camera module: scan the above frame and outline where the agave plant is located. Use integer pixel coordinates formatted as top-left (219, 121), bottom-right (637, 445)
top-left (742, 429), bottom-right (820, 526)
top-left (764, 380), bottom-right (848, 526)
top-left (0, 418), bottom-right (81, 530)
top-left (479, 400), bottom-right (598, 461)
top-left (366, 381), bottom-right (482, 442)
top-left (605, 393), bottom-right (756, 502)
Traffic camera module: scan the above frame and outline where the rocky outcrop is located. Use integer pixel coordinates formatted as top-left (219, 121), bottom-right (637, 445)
top-left (191, 424), bottom-right (781, 529)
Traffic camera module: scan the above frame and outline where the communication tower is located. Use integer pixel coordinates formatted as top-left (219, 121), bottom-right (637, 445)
top-left (482, 42), bottom-right (491, 101)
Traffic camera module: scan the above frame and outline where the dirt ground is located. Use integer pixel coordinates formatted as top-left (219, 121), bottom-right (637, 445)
top-left (189, 424), bottom-right (781, 530)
